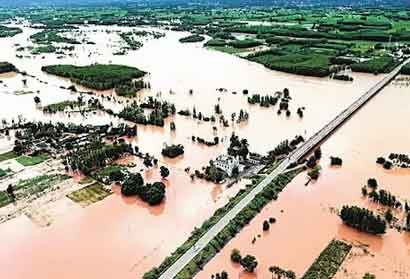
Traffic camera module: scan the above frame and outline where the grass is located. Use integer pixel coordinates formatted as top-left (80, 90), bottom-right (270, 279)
top-left (0, 174), bottom-right (68, 208)
top-left (301, 239), bottom-right (352, 279)
top-left (209, 46), bottom-right (245, 54)
top-left (0, 168), bottom-right (7, 177)
top-left (16, 153), bottom-right (49, 166)
top-left (0, 151), bottom-right (18, 162)
top-left (67, 182), bottom-right (112, 206)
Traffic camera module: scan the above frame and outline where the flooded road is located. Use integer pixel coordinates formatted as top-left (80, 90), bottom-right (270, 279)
top-left (0, 24), bottom-right (404, 278)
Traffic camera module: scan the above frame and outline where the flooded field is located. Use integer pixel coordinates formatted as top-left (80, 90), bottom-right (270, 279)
top-left (0, 23), bottom-right (407, 279)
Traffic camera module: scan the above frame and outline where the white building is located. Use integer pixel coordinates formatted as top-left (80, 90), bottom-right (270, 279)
top-left (214, 154), bottom-right (242, 177)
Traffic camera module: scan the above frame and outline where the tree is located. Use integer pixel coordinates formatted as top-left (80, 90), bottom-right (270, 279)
top-left (160, 166), bottom-right (170, 179)
top-left (230, 249), bottom-right (241, 263)
top-left (143, 156), bottom-right (153, 168)
top-left (314, 147), bottom-right (322, 160)
top-left (385, 209), bottom-right (393, 223)
top-left (121, 173), bottom-right (144, 196)
top-left (240, 255), bottom-right (258, 272)
top-left (109, 170), bottom-right (124, 182)
top-left (140, 182), bottom-right (165, 205)
top-left (367, 178), bottom-right (378, 190)
top-left (361, 186), bottom-right (368, 196)
top-left (263, 220), bottom-right (270, 231)
top-left (34, 96), bottom-right (41, 104)
top-left (6, 184), bottom-right (15, 200)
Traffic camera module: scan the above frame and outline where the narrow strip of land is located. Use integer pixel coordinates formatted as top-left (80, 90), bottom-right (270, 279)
top-left (158, 58), bottom-right (410, 279)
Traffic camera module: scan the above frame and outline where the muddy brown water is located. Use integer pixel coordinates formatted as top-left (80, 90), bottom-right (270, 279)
top-left (0, 24), bottom-right (404, 278)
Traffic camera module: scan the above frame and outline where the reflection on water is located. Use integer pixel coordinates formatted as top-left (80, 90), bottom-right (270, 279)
top-left (0, 24), bottom-right (404, 278)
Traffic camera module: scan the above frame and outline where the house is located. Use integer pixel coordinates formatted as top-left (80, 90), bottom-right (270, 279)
top-left (214, 154), bottom-right (242, 177)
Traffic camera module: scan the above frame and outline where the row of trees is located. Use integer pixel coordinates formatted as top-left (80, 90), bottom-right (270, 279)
top-left (340, 205), bottom-right (386, 234)
top-left (269, 266), bottom-right (296, 279)
top-left (66, 139), bottom-right (132, 174)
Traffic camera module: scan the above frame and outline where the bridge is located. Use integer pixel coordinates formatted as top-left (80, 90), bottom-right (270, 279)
top-left (157, 58), bottom-right (410, 279)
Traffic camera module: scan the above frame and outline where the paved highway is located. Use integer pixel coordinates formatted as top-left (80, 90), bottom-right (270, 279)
top-left (158, 58), bottom-right (410, 279)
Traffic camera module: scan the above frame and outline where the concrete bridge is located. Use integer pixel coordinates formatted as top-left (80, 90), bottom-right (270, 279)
top-left (157, 58), bottom-right (410, 279)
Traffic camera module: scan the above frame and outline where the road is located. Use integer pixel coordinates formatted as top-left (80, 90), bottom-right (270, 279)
top-left (158, 58), bottom-right (410, 279)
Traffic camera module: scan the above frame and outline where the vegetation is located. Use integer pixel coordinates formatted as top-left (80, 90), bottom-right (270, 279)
top-left (229, 39), bottom-right (261, 49)
top-left (340, 205), bottom-right (386, 234)
top-left (179, 34), bottom-right (205, 43)
top-left (248, 51), bottom-right (332, 77)
top-left (0, 62), bottom-right (17, 73)
top-left (91, 164), bottom-right (126, 184)
top-left (160, 166), bottom-right (170, 179)
top-left (120, 31), bottom-right (143, 50)
top-left (350, 57), bottom-right (398, 74)
top-left (41, 64), bottom-right (146, 91)
top-left (301, 239), bottom-right (352, 279)
top-left (66, 139), bottom-right (132, 174)
top-left (121, 173), bottom-right (166, 205)
top-left (240, 255), bottom-right (258, 272)
top-left (30, 30), bottom-right (79, 44)
top-left (162, 144), bottom-right (184, 158)
top-left (67, 182), bottom-right (112, 206)
top-left (330, 156), bottom-right (343, 166)
top-left (0, 25), bottom-right (22, 37)
top-left (16, 153), bottom-right (49, 166)
top-left (227, 133), bottom-right (249, 160)
top-left (118, 99), bottom-right (175, 127)
top-left (31, 44), bottom-right (57, 54)
top-left (269, 266), bottom-right (296, 279)
top-left (230, 249), bottom-right (241, 263)
top-left (0, 174), bottom-right (68, 208)
top-left (0, 151), bottom-right (18, 162)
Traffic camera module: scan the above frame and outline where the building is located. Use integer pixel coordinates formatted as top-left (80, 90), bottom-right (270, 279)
top-left (214, 154), bottom-right (242, 177)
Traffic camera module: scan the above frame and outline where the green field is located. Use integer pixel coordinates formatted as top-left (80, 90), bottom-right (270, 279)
top-left (0, 174), bottom-right (68, 208)
top-left (67, 182), bottom-right (112, 206)
top-left (16, 153), bottom-right (49, 166)
top-left (0, 151), bottom-right (18, 162)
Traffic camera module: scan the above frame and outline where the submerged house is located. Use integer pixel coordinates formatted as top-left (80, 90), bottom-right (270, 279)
top-left (214, 154), bottom-right (242, 177)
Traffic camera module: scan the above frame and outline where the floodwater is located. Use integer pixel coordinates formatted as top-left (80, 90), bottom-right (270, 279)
top-left (0, 24), bottom-right (403, 279)
top-left (196, 83), bottom-right (410, 279)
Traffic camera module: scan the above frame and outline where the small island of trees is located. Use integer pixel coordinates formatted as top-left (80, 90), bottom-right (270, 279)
top-left (0, 62), bottom-right (17, 74)
top-left (161, 144), bottom-right (184, 158)
top-left (179, 34), bottom-right (205, 43)
top-left (121, 173), bottom-right (166, 205)
top-left (41, 64), bottom-right (146, 93)
top-left (340, 205), bottom-right (386, 234)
